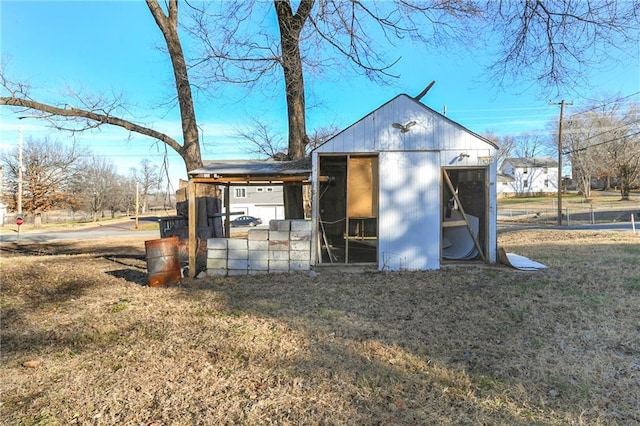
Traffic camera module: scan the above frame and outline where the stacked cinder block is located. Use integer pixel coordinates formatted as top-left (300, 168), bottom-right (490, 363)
top-left (289, 220), bottom-right (312, 271)
top-left (227, 238), bottom-right (249, 275)
top-left (247, 228), bottom-right (269, 274)
top-left (206, 219), bottom-right (312, 276)
top-left (268, 220), bottom-right (291, 272)
top-left (206, 238), bottom-right (228, 276)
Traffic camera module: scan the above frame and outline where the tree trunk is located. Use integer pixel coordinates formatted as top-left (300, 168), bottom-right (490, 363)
top-left (283, 184), bottom-right (304, 219)
top-left (146, 0), bottom-right (202, 174)
top-left (147, 0), bottom-right (222, 239)
top-left (619, 165), bottom-right (630, 200)
top-left (275, 0), bottom-right (313, 219)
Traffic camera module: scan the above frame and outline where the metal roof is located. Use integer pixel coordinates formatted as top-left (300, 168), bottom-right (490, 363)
top-left (502, 157), bottom-right (558, 168)
top-left (188, 159), bottom-right (311, 183)
top-left (497, 173), bottom-right (515, 183)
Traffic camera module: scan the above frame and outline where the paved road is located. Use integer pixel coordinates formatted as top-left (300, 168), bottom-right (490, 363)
top-left (2, 219), bottom-right (636, 244)
top-left (0, 223), bottom-right (159, 243)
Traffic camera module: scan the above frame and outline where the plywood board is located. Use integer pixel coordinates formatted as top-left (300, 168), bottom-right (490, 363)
top-left (348, 156), bottom-right (378, 218)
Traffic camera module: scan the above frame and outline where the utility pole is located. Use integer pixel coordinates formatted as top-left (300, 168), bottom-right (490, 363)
top-left (17, 125), bottom-right (23, 217)
top-left (135, 181), bottom-right (140, 229)
top-left (550, 100), bottom-right (572, 226)
top-left (16, 115), bottom-right (39, 238)
top-left (17, 125), bottom-right (23, 241)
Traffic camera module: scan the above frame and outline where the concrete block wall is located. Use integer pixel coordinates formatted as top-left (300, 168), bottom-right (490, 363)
top-left (206, 220), bottom-right (312, 276)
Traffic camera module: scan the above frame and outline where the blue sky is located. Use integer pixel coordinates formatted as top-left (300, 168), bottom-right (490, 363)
top-left (1, 0), bottom-right (639, 189)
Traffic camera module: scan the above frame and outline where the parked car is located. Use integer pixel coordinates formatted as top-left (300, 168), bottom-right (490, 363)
top-left (230, 215), bottom-right (262, 227)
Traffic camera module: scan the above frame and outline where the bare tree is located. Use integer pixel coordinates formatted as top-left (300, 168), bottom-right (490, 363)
top-left (564, 110), bottom-right (609, 197)
top-left (131, 159), bottom-right (163, 213)
top-left (564, 99), bottom-right (640, 200)
top-left (82, 156), bottom-right (119, 221)
top-left (307, 125), bottom-right (340, 152)
top-left (487, 1), bottom-right (640, 94)
top-left (605, 105), bottom-right (640, 200)
top-left (186, 0), bottom-right (480, 217)
top-left (483, 131), bottom-right (515, 168)
top-left (2, 1), bottom-right (639, 218)
top-left (236, 119), bottom-right (338, 158)
top-left (0, 136), bottom-right (86, 219)
top-left (186, 0), bottom-right (637, 215)
top-left (110, 175), bottom-right (138, 217)
top-left (235, 118), bottom-right (287, 159)
top-left (0, 0), bottom-right (202, 174)
top-left (513, 133), bottom-right (552, 158)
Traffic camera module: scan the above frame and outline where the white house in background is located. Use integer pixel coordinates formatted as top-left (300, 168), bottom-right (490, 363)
top-left (228, 184), bottom-right (284, 223)
top-left (499, 157), bottom-right (558, 196)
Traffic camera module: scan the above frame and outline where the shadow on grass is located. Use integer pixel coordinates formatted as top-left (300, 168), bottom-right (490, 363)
top-left (174, 236), bottom-right (640, 423)
top-left (105, 269), bottom-right (148, 286)
top-left (2, 233), bottom-right (639, 424)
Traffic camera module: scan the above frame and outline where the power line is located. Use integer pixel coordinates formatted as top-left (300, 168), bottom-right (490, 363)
top-left (566, 91), bottom-right (640, 117)
top-left (566, 120), bottom-right (638, 144)
top-left (563, 130), bottom-right (640, 155)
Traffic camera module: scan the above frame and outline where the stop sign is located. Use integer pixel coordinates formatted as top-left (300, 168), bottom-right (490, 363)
top-left (16, 216), bottom-right (24, 226)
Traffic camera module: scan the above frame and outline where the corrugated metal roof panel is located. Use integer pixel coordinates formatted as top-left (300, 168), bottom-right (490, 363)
top-left (189, 159), bottom-right (311, 177)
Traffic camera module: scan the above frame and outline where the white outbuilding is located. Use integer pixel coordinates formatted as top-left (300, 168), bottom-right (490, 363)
top-left (311, 94), bottom-right (499, 271)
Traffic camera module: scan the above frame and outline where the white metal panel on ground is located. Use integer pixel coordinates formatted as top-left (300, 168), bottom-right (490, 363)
top-left (378, 151), bottom-right (440, 271)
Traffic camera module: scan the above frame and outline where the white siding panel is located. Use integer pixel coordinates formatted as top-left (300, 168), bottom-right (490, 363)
top-left (374, 99), bottom-right (438, 152)
top-left (378, 152), bottom-right (440, 271)
top-left (315, 95), bottom-right (498, 155)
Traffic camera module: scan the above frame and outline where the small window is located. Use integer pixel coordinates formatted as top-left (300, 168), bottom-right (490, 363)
top-left (256, 187), bottom-right (264, 192)
top-left (235, 188), bottom-right (246, 198)
top-left (523, 180), bottom-right (528, 188)
top-left (502, 181), bottom-right (508, 186)
top-left (523, 169), bottom-right (528, 174)
top-left (544, 179), bottom-right (549, 187)
top-left (266, 187), bottom-right (274, 192)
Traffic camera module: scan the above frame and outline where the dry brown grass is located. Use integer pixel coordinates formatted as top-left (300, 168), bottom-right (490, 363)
top-left (1, 230), bottom-right (639, 425)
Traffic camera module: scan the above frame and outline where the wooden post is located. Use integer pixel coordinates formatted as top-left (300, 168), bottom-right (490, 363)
top-left (550, 100), bottom-right (571, 225)
top-left (224, 184), bottom-right (231, 238)
top-left (557, 100), bottom-right (565, 226)
top-left (188, 180), bottom-right (197, 278)
top-left (135, 181), bottom-right (139, 229)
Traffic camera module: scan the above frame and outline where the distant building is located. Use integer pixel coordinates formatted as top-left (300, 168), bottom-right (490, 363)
top-left (499, 157), bottom-right (558, 196)
top-left (227, 184), bottom-right (284, 223)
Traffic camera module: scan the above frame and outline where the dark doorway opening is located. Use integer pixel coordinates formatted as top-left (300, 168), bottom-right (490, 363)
top-left (441, 168), bottom-right (488, 262)
top-left (318, 155), bottom-right (378, 264)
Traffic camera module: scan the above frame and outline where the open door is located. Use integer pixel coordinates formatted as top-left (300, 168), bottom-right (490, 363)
top-left (441, 168), bottom-right (488, 261)
top-left (318, 155), bottom-right (378, 264)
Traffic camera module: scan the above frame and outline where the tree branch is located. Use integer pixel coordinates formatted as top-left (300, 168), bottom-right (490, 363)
top-left (0, 96), bottom-right (184, 154)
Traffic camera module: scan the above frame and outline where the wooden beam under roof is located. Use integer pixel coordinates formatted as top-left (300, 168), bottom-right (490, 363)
top-left (190, 175), bottom-right (310, 184)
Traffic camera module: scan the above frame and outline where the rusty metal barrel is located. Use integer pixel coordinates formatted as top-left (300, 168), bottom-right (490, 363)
top-left (145, 236), bottom-right (181, 287)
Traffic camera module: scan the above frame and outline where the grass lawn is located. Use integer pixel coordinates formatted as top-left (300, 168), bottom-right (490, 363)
top-left (1, 229), bottom-right (639, 425)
